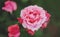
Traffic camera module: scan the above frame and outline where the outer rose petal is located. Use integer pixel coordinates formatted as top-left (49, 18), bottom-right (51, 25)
top-left (46, 12), bottom-right (51, 21)
top-left (41, 12), bottom-right (51, 29)
top-left (2, 1), bottom-right (17, 13)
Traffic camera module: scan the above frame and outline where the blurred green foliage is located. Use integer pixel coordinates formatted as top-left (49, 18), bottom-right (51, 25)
top-left (0, 0), bottom-right (60, 37)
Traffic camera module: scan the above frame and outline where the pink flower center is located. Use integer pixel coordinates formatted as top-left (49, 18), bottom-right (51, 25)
top-left (25, 11), bottom-right (40, 24)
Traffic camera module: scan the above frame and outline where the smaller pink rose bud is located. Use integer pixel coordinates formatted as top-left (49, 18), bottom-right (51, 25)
top-left (27, 29), bottom-right (35, 35)
top-left (46, 12), bottom-right (51, 21)
top-left (2, 1), bottom-right (17, 14)
top-left (17, 18), bottom-right (23, 24)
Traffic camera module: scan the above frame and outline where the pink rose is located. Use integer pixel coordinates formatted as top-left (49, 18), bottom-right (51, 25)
top-left (2, 1), bottom-right (17, 13)
top-left (8, 24), bottom-right (20, 37)
top-left (17, 18), bottom-right (23, 24)
top-left (18, 5), bottom-right (51, 35)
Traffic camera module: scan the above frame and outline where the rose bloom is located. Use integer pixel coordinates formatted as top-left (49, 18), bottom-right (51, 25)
top-left (8, 24), bottom-right (20, 37)
top-left (18, 5), bottom-right (51, 35)
top-left (2, 0), bottom-right (17, 13)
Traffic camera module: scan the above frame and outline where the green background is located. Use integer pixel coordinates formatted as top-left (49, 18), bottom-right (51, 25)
top-left (0, 0), bottom-right (60, 37)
